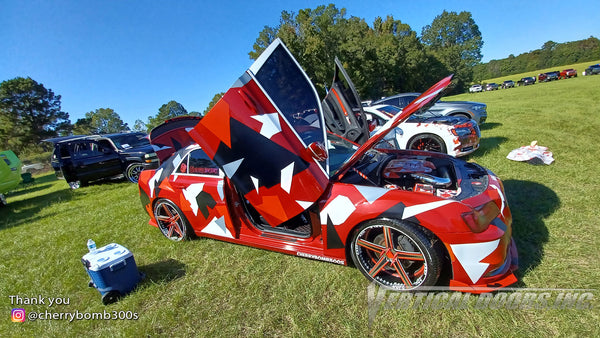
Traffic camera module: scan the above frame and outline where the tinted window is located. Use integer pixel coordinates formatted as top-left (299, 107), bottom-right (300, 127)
top-left (107, 133), bottom-right (149, 150)
top-left (254, 44), bottom-right (323, 146)
top-left (72, 142), bottom-right (103, 159)
top-left (397, 95), bottom-right (417, 108)
top-left (178, 149), bottom-right (220, 176)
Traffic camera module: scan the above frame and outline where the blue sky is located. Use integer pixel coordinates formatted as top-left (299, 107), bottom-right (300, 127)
top-left (2, 0), bottom-right (598, 128)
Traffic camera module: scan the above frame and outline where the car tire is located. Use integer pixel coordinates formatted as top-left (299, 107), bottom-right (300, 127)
top-left (68, 181), bottom-right (81, 189)
top-left (350, 219), bottom-right (443, 290)
top-left (408, 134), bottom-right (447, 154)
top-left (153, 199), bottom-right (195, 241)
top-left (125, 162), bottom-right (144, 183)
top-left (0, 194), bottom-right (6, 207)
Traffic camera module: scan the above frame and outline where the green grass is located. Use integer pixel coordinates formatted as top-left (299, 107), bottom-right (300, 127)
top-left (2, 75), bottom-right (600, 336)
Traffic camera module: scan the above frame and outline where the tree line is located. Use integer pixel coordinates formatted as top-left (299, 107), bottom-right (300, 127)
top-left (473, 36), bottom-right (600, 81)
top-left (2, 4), bottom-right (596, 157)
top-left (0, 76), bottom-right (198, 156)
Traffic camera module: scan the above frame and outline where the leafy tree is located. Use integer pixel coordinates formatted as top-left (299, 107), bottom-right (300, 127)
top-left (72, 108), bottom-right (129, 134)
top-left (132, 119), bottom-right (147, 133)
top-left (249, 5), bottom-right (447, 101)
top-left (145, 100), bottom-right (189, 131)
top-left (421, 10), bottom-right (483, 92)
top-left (472, 36), bottom-right (600, 80)
top-left (0, 77), bottom-right (70, 155)
top-left (203, 93), bottom-right (225, 115)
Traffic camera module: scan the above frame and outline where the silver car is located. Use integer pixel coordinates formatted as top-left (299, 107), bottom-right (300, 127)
top-left (372, 92), bottom-right (487, 124)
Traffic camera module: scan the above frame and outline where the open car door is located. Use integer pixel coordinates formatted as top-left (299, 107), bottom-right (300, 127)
top-left (189, 39), bottom-right (330, 226)
top-left (322, 57), bottom-right (370, 145)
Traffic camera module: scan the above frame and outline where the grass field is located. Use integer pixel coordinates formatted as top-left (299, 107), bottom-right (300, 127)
top-left (2, 71), bottom-right (600, 337)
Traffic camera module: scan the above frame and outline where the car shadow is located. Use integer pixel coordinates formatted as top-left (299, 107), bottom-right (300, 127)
top-left (138, 259), bottom-right (186, 284)
top-left (503, 180), bottom-right (559, 285)
top-left (0, 189), bottom-right (75, 230)
top-left (479, 122), bottom-right (502, 131)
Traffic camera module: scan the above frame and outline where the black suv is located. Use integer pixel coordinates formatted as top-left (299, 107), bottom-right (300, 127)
top-left (49, 132), bottom-right (159, 188)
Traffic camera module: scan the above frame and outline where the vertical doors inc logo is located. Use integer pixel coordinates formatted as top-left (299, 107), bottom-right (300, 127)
top-left (12, 308), bottom-right (25, 322)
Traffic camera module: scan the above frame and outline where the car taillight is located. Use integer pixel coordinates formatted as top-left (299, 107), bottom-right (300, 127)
top-left (461, 201), bottom-right (500, 233)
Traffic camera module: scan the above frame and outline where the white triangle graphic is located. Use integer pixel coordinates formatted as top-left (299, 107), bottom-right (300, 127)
top-left (354, 185), bottom-right (388, 204)
top-left (222, 158), bottom-right (244, 178)
top-left (450, 239), bottom-right (500, 283)
top-left (402, 200), bottom-right (454, 219)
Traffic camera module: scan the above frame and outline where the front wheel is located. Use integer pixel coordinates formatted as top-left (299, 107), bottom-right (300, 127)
top-left (350, 219), bottom-right (443, 290)
top-left (153, 199), bottom-right (194, 241)
top-left (125, 163), bottom-right (144, 183)
top-left (408, 134), bottom-right (447, 154)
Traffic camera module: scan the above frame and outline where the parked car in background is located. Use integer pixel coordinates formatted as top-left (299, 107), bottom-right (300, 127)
top-left (372, 93), bottom-right (487, 124)
top-left (0, 150), bottom-right (21, 206)
top-left (539, 71), bottom-right (559, 82)
top-left (485, 83), bottom-right (499, 91)
top-left (138, 38), bottom-right (518, 292)
top-left (363, 104), bottom-right (480, 157)
top-left (517, 77), bottom-right (536, 86)
top-left (502, 80), bottom-right (515, 89)
top-left (47, 132), bottom-right (159, 189)
top-left (559, 69), bottom-right (577, 79)
top-left (584, 64), bottom-right (600, 75)
top-left (469, 84), bottom-right (482, 93)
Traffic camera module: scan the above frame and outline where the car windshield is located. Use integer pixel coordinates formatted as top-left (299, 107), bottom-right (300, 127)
top-left (107, 133), bottom-right (150, 150)
top-left (327, 133), bottom-right (358, 176)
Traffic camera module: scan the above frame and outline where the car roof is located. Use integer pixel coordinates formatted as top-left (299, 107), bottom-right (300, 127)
top-left (44, 132), bottom-right (146, 144)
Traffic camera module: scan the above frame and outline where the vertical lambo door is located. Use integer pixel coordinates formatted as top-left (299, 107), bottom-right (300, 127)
top-left (189, 38), bottom-right (331, 227)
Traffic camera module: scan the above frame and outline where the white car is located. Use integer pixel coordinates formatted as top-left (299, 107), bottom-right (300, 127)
top-left (363, 104), bottom-right (480, 157)
top-left (469, 84), bottom-right (483, 93)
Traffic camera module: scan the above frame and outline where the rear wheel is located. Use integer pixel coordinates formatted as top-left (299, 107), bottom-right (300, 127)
top-left (408, 134), bottom-right (447, 153)
top-left (153, 199), bottom-right (194, 241)
top-left (350, 219), bottom-right (443, 290)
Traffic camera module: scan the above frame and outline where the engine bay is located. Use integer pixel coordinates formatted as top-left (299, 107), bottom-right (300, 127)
top-left (341, 150), bottom-right (469, 199)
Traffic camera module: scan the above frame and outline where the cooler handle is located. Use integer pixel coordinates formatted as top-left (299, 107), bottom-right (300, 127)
top-left (110, 260), bottom-right (127, 272)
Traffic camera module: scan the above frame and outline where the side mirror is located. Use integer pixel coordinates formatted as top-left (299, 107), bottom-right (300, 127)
top-left (302, 142), bottom-right (327, 162)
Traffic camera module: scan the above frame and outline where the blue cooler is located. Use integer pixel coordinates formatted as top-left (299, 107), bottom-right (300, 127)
top-left (81, 243), bottom-right (143, 304)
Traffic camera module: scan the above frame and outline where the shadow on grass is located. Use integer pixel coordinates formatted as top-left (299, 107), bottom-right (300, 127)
top-left (467, 136), bottom-right (509, 159)
top-left (503, 180), bottom-right (559, 285)
top-left (0, 188), bottom-right (75, 230)
top-left (479, 122), bottom-right (502, 131)
top-left (138, 259), bottom-right (186, 284)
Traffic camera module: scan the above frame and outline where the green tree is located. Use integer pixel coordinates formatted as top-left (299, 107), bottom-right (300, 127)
top-left (248, 5), bottom-right (445, 101)
top-left (0, 77), bottom-right (70, 155)
top-left (132, 119), bottom-right (147, 133)
top-left (421, 10), bottom-right (483, 92)
top-left (73, 108), bottom-right (129, 134)
top-left (146, 100), bottom-right (189, 131)
top-left (203, 93), bottom-right (225, 115)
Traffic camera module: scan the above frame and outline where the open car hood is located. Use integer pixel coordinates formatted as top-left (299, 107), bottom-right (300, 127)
top-left (170, 38), bottom-right (452, 226)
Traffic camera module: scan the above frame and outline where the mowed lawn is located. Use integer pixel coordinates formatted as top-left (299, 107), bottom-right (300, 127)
top-left (2, 72), bottom-right (599, 337)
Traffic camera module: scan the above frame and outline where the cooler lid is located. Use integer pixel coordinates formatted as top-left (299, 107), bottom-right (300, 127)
top-left (82, 243), bottom-right (133, 271)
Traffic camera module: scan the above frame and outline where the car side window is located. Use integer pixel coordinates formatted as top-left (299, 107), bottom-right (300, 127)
top-left (178, 149), bottom-right (220, 176)
top-left (397, 96), bottom-right (415, 108)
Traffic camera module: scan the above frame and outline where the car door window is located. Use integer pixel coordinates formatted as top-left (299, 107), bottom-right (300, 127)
top-left (177, 149), bottom-right (220, 176)
top-left (253, 43), bottom-right (325, 148)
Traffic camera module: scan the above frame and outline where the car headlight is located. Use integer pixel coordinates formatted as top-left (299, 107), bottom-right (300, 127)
top-left (471, 105), bottom-right (486, 111)
top-left (144, 152), bottom-right (158, 163)
top-left (451, 127), bottom-right (472, 137)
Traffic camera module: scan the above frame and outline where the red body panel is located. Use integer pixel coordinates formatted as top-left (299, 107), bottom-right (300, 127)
top-left (138, 38), bottom-right (517, 292)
